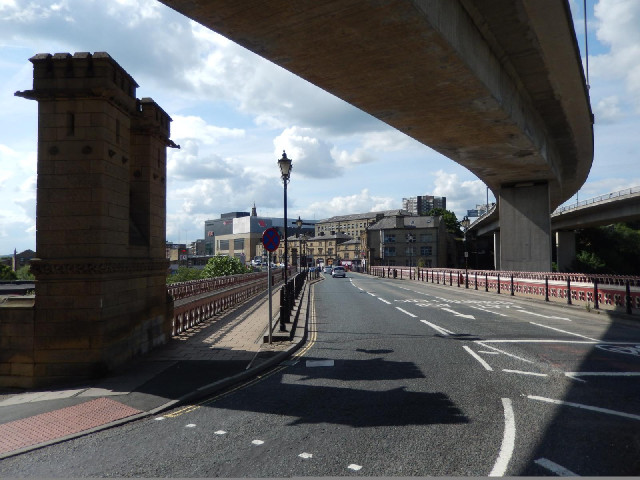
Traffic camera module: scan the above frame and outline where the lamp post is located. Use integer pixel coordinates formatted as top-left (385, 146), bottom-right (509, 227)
top-left (278, 151), bottom-right (292, 331)
top-left (295, 216), bottom-right (303, 271)
top-left (461, 216), bottom-right (470, 288)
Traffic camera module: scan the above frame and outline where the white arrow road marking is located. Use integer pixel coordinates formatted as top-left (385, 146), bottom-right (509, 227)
top-left (469, 306), bottom-right (508, 317)
top-left (420, 320), bottom-right (456, 336)
top-left (528, 396), bottom-right (640, 421)
top-left (489, 398), bottom-right (515, 477)
top-left (529, 322), bottom-right (599, 341)
top-left (516, 309), bottom-right (571, 321)
top-left (442, 308), bottom-right (475, 319)
top-left (534, 458), bottom-right (579, 476)
top-left (395, 307), bottom-right (417, 318)
top-left (463, 346), bottom-right (493, 371)
top-left (475, 341), bottom-right (534, 364)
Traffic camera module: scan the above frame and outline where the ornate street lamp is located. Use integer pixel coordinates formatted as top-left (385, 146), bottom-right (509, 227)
top-left (461, 216), bottom-right (470, 288)
top-left (278, 151), bottom-right (292, 331)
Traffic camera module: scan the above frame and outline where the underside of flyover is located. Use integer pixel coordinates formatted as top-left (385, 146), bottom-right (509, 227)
top-left (159, 0), bottom-right (593, 272)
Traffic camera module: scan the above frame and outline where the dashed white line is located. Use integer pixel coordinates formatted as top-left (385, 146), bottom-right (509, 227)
top-left (395, 307), bottom-right (417, 318)
top-left (214, 430), bottom-right (227, 435)
top-left (503, 369), bottom-right (548, 377)
top-left (378, 297), bottom-right (391, 304)
top-left (564, 371), bottom-right (640, 378)
top-left (528, 322), bottom-right (599, 342)
top-left (252, 440), bottom-right (265, 445)
top-left (299, 452), bottom-right (313, 459)
top-left (534, 458), bottom-right (579, 476)
top-left (185, 424), bottom-right (196, 428)
top-left (528, 395), bottom-right (640, 421)
top-left (420, 319), bottom-right (455, 336)
top-left (516, 310), bottom-right (571, 321)
top-left (367, 292), bottom-right (377, 297)
top-left (348, 464), bottom-right (362, 471)
top-left (489, 398), bottom-right (515, 476)
top-left (463, 346), bottom-right (493, 371)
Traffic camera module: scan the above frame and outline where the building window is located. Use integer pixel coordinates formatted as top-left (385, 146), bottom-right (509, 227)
top-left (344, 253), bottom-right (349, 259)
top-left (383, 247), bottom-right (396, 257)
top-left (405, 247), bottom-right (416, 255)
top-left (218, 239), bottom-right (229, 251)
top-left (328, 248), bottom-right (333, 255)
top-left (420, 246), bottom-right (433, 256)
top-left (384, 234), bottom-right (396, 243)
top-left (420, 234), bottom-right (433, 242)
top-left (234, 238), bottom-right (244, 250)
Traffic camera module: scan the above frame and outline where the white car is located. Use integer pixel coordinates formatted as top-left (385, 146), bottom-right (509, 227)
top-left (331, 266), bottom-right (346, 278)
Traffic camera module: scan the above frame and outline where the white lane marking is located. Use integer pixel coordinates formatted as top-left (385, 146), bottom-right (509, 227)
top-left (515, 309), bottom-right (571, 321)
top-left (155, 417), bottom-right (165, 421)
top-left (348, 464), bottom-right (362, 471)
top-left (367, 292), bottom-right (377, 297)
top-left (441, 308), bottom-right (475, 319)
top-left (299, 452), bottom-right (313, 459)
top-left (479, 351), bottom-right (500, 354)
top-left (252, 440), bottom-right (265, 445)
top-left (528, 396), bottom-right (640, 421)
top-left (463, 346), bottom-right (493, 371)
top-left (481, 339), bottom-right (596, 344)
top-left (396, 307), bottom-right (417, 318)
top-left (306, 360), bottom-right (334, 367)
top-left (214, 430), bottom-right (227, 435)
top-left (534, 458), bottom-right (579, 476)
top-left (565, 371), bottom-right (640, 378)
top-left (475, 341), bottom-right (534, 364)
top-left (186, 424), bottom-right (196, 428)
top-left (529, 322), bottom-right (599, 341)
top-left (420, 319), bottom-right (455, 336)
top-left (489, 398), bottom-right (516, 477)
top-left (469, 306), bottom-right (508, 317)
top-left (378, 297), bottom-right (391, 304)
top-left (503, 369), bottom-right (548, 377)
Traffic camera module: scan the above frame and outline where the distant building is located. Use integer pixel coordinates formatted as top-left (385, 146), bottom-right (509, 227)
top-left (203, 205), bottom-right (315, 265)
top-left (402, 195), bottom-right (446, 216)
top-left (365, 214), bottom-right (447, 268)
top-left (314, 210), bottom-right (412, 239)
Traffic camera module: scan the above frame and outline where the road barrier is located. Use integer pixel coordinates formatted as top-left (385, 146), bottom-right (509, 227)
top-left (370, 267), bottom-right (640, 315)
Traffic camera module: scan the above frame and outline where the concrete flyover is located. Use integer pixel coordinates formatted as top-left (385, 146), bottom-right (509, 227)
top-left (159, 0), bottom-right (593, 272)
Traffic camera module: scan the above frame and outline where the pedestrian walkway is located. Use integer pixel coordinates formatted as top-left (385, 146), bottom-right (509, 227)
top-left (0, 278), bottom-right (317, 459)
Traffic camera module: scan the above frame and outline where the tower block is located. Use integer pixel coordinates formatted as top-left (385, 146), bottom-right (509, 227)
top-left (15, 52), bottom-right (177, 386)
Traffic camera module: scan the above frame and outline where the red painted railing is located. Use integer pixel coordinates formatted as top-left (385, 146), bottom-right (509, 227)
top-left (370, 267), bottom-right (640, 315)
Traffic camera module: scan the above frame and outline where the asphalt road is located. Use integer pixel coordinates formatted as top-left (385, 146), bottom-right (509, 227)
top-left (1, 272), bottom-right (640, 476)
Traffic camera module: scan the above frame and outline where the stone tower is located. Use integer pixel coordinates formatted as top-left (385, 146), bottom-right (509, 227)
top-left (14, 52), bottom-right (177, 386)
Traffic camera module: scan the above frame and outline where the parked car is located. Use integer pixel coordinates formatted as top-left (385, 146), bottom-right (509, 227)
top-left (331, 266), bottom-right (346, 278)
top-left (323, 266), bottom-right (332, 273)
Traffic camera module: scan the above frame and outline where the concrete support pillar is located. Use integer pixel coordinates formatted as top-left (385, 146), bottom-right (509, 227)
top-left (556, 230), bottom-right (576, 272)
top-left (493, 231), bottom-right (501, 270)
top-left (499, 182), bottom-right (552, 272)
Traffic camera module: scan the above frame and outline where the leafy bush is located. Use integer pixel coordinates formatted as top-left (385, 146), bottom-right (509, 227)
top-left (201, 255), bottom-right (251, 278)
top-left (167, 266), bottom-right (203, 284)
top-left (15, 265), bottom-right (35, 280)
top-left (0, 265), bottom-right (17, 280)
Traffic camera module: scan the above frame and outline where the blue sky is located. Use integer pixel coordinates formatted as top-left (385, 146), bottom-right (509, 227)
top-left (1, 0), bottom-right (639, 254)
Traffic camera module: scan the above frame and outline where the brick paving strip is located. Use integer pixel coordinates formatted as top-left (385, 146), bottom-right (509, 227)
top-left (0, 397), bottom-right (142, 455)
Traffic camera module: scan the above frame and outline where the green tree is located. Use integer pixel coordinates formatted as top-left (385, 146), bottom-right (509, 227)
top-left (201, 255), bottom-right (251, 278)
top-left (427, 208), bottom-right (462, 236)
top-left (572, 223), bottom-right (640, 274)
top-left (15, 265), bottom-right (35, 280)
top-left (0, 264), bottom-right (17, 280)
top-left (167, 266), bottom-right (202, 284)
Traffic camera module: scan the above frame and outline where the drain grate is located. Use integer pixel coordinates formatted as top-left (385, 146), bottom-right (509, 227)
top-left (0, 397), bottom-right (142, 454)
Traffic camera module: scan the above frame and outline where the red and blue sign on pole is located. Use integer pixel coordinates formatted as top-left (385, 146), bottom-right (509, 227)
top-left (262, 227), bottom-right (280, 252)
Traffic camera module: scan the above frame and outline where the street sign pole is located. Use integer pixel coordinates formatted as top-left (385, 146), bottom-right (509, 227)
top-left (267, 252), bottom-right (272, 344)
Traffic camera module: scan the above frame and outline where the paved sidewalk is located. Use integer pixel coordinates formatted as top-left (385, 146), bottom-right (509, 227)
top-left (0, 279), bottom-right (316, 459)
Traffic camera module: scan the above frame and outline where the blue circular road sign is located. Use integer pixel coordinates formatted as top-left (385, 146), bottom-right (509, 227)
top-left (262, 227), bottom-right (280, 252)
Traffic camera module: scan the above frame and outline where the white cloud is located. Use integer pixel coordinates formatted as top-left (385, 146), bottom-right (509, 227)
top-left (431, 170), bottom-right (487, 217)
top-left (273, 127), bottom-right (342, 179)
top-left (306, 189), bottom-right (397, 220)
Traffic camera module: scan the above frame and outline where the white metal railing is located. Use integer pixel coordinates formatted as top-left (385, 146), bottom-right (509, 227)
top-left (553, 186), bottom-right (640, 215)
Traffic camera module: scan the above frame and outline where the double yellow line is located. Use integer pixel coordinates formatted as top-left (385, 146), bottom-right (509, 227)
top-left (165, 287), bottom-right (319, 418)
